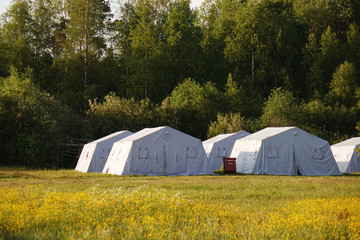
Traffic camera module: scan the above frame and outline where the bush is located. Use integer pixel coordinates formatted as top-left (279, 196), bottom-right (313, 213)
top-left (88, 92), bottom-right (155, 138)
top-left (300, 99), bottom-right (359, 142)
top-left (207, 112), bottom-right (260, 138)
top-left (260, 87), bottom-right (299, 127)
top-left (0, 67), bottom-right (82, 167)
top-left (159, 78), bottom-right (226, 139)
top-left (328, 60), bottom-right (358, 107)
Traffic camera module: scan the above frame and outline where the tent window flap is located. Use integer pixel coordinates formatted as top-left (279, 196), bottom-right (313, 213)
top-left (216, 147), bottom-right (227, 157)
top-left (138, 147), bottom-right (149, 159)
top-left (186, 147), bottom-right (197, 158)
top-left (267, 147), bottom-right (279, 158)
top-left (312, 148), bottom-right (323, 159)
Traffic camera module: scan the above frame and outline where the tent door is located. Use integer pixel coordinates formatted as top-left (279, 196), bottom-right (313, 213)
top-left (151, 145), bottom-right (166, 174)
top-left (292, 146), bottom-right (302, 175)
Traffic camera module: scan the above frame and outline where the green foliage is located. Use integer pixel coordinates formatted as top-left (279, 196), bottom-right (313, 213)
top-left (1, 0), bottom-right (360, 167)
top-left (305, 26), bottom-right (344, 99)
top-left (207, 112), bottom-right (259, 138)
top-left (297, 99), bottom-right (334, 139)
top-left (346, 23), bottom-right (360, 70)
top-left (222, 73), bottom-right (264, 118)
top-left (160, 78), bottom-right (207, 138)
top-left (203, 81), bottom-right (227, 117)
top-left (299, 99), bottom-right (359, 141)
top-left (328, 60), bottom-right (359, 107)
top-left (197, 0), bottom-right (233, 86)
top-left (0, 0), bottom-right (34, 73)
top-left (356, 120), bottom-right (360, 135)
top-left (168, 78), bottom-right (205, 111)
top-left (127, 0), bottom-right (164, 100)
top-left (294, 0), bottom-right (358, 39)
top-left (225, 0), bottom-right (300, 96)
top-left (161, 78), bottom-right (225, 138)
top-left (0, 67), bottom-right (82, 167)
top-left (224, 73), bottom-right (245, 113)
top-left (88, 92), bottom-right (155, 138)
top-left (261, 87), bottom-right (299, 127)
top-left (163, 0), bottom-right (202, 80)
top-left (64, 0), bottom-right (111, 56)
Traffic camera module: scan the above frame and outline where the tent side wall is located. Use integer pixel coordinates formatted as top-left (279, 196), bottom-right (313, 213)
top-left (260, 130), bottom-right (297, 175)
top-left (123, 139), bottom-right (164, 175)
top-left (205, 132), bottom-right (250, 172)
top-left (185, 140), bottom-right (209, 175)
top-left (87, 142), bottom-right (112, 172)
top-left (293, 129), bottom-right (341, 176)
top-left (108, 127), bottom-right (210, 176)
top-left (103, 141), bottom-right (133, 175)
top-left (231, 139), bottom-right (263, 174)
top-left (331, 145), bottom-right (353, 173)
top-left (332, 145), bottom-right (360, 173)
top-left (347, 151), bottom-right (360, 173)
top-left (231, 127), bottom-right (340, 176)
top-left (76, 131), bottom-right (133, 173)
top-left (203, 142), bottom-right (214, 159)
top-left (205, 141), bottom-right (229, 172)
top-left (75, 143), bottom-right (97, 172)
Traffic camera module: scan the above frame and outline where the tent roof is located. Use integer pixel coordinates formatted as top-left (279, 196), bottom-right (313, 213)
top-left (89, 130), bottom-right (132, 144)
top-left (240, 127), bottom-right (295, 141)
top-left (203, 131), bottom-right (249, 144)
top-left (122, 127), bottom-right (162, 141)
top-left (118, 126), bottom-right (197, 142)
top-left (331, 137), bottom-right (360, 147)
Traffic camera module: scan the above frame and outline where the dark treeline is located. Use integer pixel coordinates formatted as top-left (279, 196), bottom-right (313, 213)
top-left (1, 0), bottom-right (360, 167)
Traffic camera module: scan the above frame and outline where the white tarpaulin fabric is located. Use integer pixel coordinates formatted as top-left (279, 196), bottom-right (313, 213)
top-left (331, 137), bottom-right (360, 173)
top-left (103, 126), bottom-right (211, 176)
top-left (75, 130), bottom-right (133, 173)
top-left (230, 127), bottom-right (341, 175)
top-left (203, 131), bottom-right (250, 172)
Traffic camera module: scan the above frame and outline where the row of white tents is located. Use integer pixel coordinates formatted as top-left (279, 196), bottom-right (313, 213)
top-left (76, 126), bottom-right (210, 176)
top-left (75, 126), bottom-right (360, 176)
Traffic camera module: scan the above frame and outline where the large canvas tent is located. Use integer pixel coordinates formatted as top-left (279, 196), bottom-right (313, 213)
top-left (75, 130), bottom-right (133, 173)
top-left (331, 137), bottom-right (360, 173)
top-left (203, 131), bottom-right (250, 171)
top-left (103, 126), bottom-right (211, 176)
top-left (230, 127), bottom-right (341, 176)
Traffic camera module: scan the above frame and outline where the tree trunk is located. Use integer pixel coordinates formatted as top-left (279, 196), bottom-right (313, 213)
top-left (84, 0), bottom-right (89, 88)
top-left (251, 46), bottom-right (255, 80)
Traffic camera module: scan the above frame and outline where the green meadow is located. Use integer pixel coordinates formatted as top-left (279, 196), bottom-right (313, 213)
top-left (0, 169), bottom-right (360, 239)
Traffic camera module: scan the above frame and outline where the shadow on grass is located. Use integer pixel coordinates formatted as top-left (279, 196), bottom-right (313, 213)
top-left (343, 172), bottom-right (360, 176)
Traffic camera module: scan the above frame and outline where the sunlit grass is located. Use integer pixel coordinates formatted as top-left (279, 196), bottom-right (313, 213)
top-left (0, 169), bottom-right (360, 239)
top-left (0, 185), bottom-right (360, 239)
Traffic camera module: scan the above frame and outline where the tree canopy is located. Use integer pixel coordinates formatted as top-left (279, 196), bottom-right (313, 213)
top-left (1, 0), bottom-right (360, 167)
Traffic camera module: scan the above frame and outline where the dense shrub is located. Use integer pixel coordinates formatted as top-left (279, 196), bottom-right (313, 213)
top-left (88, 92), bottom-right (156, 138)
top-left (207, 112), bottom-right (260, 138)
top-left (0, 67), bottom-right (83, 167)
top-left (260, 87), bottom-right (300, 127)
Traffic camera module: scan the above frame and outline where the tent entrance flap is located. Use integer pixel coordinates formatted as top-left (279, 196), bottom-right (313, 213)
top-left (293, 147), bottom-right (303, 176)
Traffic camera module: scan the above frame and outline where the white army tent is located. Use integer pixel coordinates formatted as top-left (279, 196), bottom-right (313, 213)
top-left (230, 127), bottom-right (341, 176)
top-left (331, 137), bottom-right (360, 173)
top-left (103, 126), bottom-right (211, 176)
top-left (203, 131), bottom-right (250, 172)
top-left (75, 130), bottom-right (133, 173)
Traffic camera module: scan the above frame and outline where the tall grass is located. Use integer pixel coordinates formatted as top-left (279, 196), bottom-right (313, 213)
top-left (0, 169), bottom-right (360, 239)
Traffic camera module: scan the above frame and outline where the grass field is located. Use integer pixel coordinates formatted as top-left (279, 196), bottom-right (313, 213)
top-left (0, 168), bottom-right (360, 239)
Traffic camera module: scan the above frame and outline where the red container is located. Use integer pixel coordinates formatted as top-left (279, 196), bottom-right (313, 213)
top-left (223, 157), bottom-right (236, 173)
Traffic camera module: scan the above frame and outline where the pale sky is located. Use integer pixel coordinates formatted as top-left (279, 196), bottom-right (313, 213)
top-left (0, 0), bottom-right (12, 16)
top-left (0, 0), bottom-right (203, 17)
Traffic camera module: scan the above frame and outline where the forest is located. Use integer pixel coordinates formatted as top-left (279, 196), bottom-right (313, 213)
top-left (1, 0), bottom-right (360, 168)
